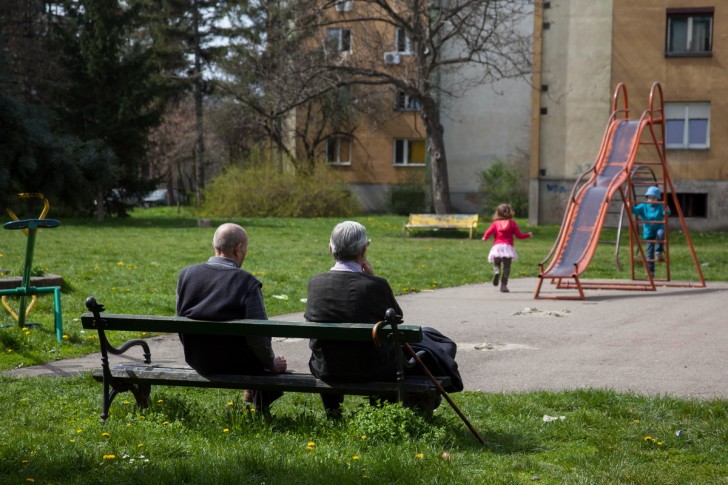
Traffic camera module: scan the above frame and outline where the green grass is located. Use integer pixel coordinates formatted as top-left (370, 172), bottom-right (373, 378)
top-left (0, 378), bottom-right (725, 484)
top-left (0, 209), bottom-right (726, 484)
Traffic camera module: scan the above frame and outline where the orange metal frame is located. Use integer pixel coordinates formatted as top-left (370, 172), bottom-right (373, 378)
top-left (534, 82), bottom-right (705, 300)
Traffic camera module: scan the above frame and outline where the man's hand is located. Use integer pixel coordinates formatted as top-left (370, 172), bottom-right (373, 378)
top-left (361, 258), bottom-right (374, 275)
top-left (272, 355), bottom-right (287, 373)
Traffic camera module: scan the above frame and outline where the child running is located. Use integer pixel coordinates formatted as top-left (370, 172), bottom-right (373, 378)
top-left (482, 203), bottom-right (532, 293)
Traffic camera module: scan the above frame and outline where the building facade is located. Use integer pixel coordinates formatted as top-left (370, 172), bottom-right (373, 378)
top-left (531, 0), bottom-right (728, 230)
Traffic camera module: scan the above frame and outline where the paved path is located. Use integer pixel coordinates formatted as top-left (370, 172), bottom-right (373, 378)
top-left (4, 279), bottom-right (726, 400)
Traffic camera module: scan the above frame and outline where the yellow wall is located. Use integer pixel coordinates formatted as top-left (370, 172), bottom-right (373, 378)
top-left (612, 0), bottom-right (728, 180)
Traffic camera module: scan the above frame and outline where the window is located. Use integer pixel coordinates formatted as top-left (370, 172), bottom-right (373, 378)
top-left (667, 193), bottom-right (707, 218)
top-left (335, 0), bottom-right (352, 12)
top-left (666, 8), bottom-right (713, 56)
top-left (393, 139), bottom-right (426, 166)
top-left (395, 27), bottom-right (411, 54)
top-left (394, 90), bottom-right (421, 111)
top-left (328, 28), bottom-right (352, 52)
top-left (326, 136), bottom-right (352, 165)
top-left (665, 102), bottom-right (709, 149)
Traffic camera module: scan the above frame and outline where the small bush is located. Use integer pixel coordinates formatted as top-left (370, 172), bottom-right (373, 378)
top-left (479, 159), bottom-right (528, 217)
top-left (201, 163), bottom-right (361, 217)
top-left (347, 401), bottom-right (445, 443)
top-left (387, 184), bottom-right (428, 215)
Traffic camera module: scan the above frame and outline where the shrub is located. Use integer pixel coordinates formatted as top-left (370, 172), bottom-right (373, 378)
top-left (479, 159), bottom-right (528, 217)
top-left (201, 163), bottom-right (361, 217)
top-left (387, 184), bottom-right (428, 215)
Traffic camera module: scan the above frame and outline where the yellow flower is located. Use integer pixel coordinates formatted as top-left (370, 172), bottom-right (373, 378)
top-left (633, 419), bottom-right (640, 423)
top-left (361, 435), bottom-right (367, 440)
top-left (223, 428), bottom-right (230, 433)
top-left (117, 262), bottom-right (124, 266)
top-left (76, 429), bottom-right (83, 434)
top-left (157, 399), bottom-right (164, 403)
top-left (25, 479), bottom-right (34, 483)
top-left (352, 455), bottom-right (360, 460)
top-left (103, 454), bottom-right (116, 460)
top-left (62, 335), bottom-right (69, 340)
top-left (415, 453), bottom-right (424, 459)
top-left (137, 444), bottom-right (144, 447)
top-left (228, 401), bottom-right (234, 406)
top-left (308, 441), bottom-right (315, 447)
top-left (101, 432), bottom-right (110, 437)
top-left (69, 439), bottom-right (75, 443)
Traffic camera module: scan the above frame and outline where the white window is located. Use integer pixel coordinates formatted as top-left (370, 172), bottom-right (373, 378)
top-left (665, 102), bottom-right (710, 149)
top-left (395, 27), bottom-right (411, 54)
top-left (335, 0), bottom-right (352, 12)
top-left (393, 139), bottom-right (426, 166)
top-left (328, 28), bottom-right (352, 52)
top-left (394, 90), bottom-right (421, 111)
top-left (327, 136), bottom-right (352, 165)
top-left (666, 9), bottom-right (713, 56)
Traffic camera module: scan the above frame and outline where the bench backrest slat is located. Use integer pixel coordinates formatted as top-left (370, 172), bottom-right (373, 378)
top-left (80, 313), bottom-right (424, 343)
top-left (406, 214), bottom-right (478, 226)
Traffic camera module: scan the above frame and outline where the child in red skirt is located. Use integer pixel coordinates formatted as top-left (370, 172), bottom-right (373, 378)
top-left (482, 203), bottom-right (532, 293)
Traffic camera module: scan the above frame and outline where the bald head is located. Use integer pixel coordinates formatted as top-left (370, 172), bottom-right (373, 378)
top-left (212, 223), bottom-right (248, 266)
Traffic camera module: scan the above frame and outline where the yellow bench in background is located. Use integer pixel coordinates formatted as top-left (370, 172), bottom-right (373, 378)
top-left (403, 214), bottom-right (479, 239)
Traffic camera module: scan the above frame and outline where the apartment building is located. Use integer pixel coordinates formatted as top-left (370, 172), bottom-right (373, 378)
top-left (531, 0), bottom-right (728, 230)
top-left (298, 1), bottom-right (532, 213)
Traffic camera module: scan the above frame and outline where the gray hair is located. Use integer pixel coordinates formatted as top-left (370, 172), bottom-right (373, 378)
top-left (330, 221), bottom-right (368, 261)
top-left (213, 223), bottom-right (247, 253)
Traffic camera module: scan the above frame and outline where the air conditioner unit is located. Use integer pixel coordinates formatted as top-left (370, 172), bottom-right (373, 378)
top-left (384, 52), bottom-right (401, 65)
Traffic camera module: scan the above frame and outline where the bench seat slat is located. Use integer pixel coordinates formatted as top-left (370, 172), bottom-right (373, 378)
top-left (93, 365), bottom-right (450, 396)
top-left (81, 313), bottom-right (423, 343)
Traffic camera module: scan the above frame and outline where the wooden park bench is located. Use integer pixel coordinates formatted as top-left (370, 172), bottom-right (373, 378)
top-left (81, 297), bottom-right (449, 421)
top-left (403, 214), bottom-right (479, 239)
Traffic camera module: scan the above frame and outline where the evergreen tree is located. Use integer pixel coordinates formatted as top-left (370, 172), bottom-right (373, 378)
top-left (55, 0), bottom-right (165, 219)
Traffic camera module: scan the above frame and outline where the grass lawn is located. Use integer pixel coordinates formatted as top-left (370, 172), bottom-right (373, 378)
top-left (0, 209), bottom-right (725, 483)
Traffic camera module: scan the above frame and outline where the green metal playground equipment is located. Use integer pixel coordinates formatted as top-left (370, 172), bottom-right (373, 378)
top-left (1, 193), bottom-right (63, 341)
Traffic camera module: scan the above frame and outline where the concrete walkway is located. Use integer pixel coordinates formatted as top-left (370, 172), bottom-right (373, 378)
top-left (4, 278), bottom-right (726, 400)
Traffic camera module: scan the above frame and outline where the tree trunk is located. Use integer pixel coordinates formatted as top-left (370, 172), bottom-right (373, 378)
top-left (421, 106), bottom-right (452, 214)
top-left (192, 1), bottom-right (205, 207)
top-left (96, 186), bottom-right (106, 222)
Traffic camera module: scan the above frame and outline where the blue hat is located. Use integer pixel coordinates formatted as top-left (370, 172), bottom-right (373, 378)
top-left (645, 186), bottom-right (661, 198)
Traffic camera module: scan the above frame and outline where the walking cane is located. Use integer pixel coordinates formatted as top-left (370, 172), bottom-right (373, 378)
top-left (372, 313), bottom-right (485, 446)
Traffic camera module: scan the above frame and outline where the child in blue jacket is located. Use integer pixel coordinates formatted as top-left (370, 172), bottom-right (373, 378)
top-left (632, 186), bottom-right (670, 275)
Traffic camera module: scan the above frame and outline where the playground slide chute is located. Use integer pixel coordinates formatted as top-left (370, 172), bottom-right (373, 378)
top-left (540, 118), bottom-right (644, 279)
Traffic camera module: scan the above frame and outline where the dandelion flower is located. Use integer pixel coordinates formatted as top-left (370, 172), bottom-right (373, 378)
top-left (101, 432), bottom-right (110, 437)
top-left (361, 435), bottom-right (367, 440)
top-left (633, 419), bottom-right (640, 423)
top-left (223, 428), bottom-right (230, 433)
top-left (69, 439), bottom-right (75, 443)
top-left (643, 436), bottom-right (654, 441)
top-left (157, 399), bottom-right (164, 403)
top-left (25, 479), bottom-right (34, 483)
top-left (415, 453), bottom-right (424, 459)
top-left (228, 401), bottom-right (234, 406)
top-left (117, 262), bottom-right (124, 266)
top-left (137, 444), bottom-right (144, 448)
top-left (308, 441), bottom-right (315, 447)
top-left (103, 454), bottom-right (116, 460)
top-left (353, 455), bottom-right (360, 460)
top-left (62, 335), bottom-right (69, 340)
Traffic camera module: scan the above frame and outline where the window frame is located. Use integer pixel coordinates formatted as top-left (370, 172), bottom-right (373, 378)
top-left (326, 135), bottom-right (353, 166)
top-left (395, 27), bottom-right (412, 54)
top-left (334, 0), bottom-right (352, 12)
top-left (327, 28), bottom-right (352, 53)
top-left (393, 138), bottom-right (427, 166)
top-left (664, 102), bottom-right (710, 150)
top-left (665, 7), bottom-right (713, 57)
top-left (394, 90), bottom-right (421, 112)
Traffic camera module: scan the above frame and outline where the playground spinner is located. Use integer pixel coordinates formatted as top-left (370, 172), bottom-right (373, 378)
top-left (1, 193), bottom-right (63, 341)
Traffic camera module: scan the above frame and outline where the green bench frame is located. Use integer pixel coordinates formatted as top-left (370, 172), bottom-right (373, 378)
top-left (82, 297), bottom-right (449, 420)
